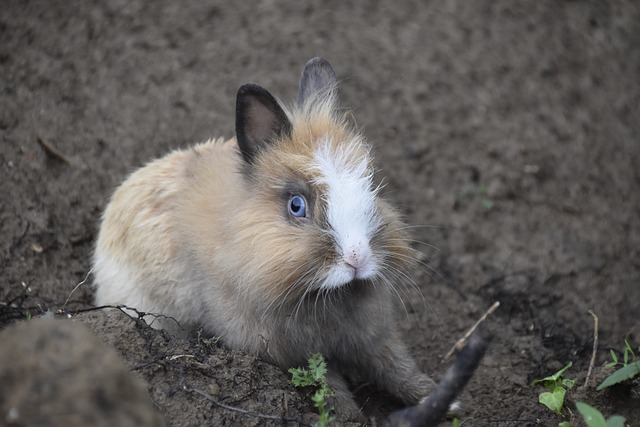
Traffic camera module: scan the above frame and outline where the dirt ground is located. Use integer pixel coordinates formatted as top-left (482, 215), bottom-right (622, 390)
top-left (1, 1), bottom-right (639, 426)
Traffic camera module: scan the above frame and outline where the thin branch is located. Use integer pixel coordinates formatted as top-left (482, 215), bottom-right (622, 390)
top-left (36, 136), bottom-right (72, 164)
top-left (63, 269), bottom-right (93, 307)
top-left (584, 309), bottom-right (599, 388)
top-left (66, 304), bottom-right (184, 331)
top-left (182, 385), bottom-right (311, 426)
top-left (444, 301), bottom-right (499, 361)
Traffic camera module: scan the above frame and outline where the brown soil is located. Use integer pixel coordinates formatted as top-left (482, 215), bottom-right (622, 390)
top-left (1, 1), bottom-right (639, 426)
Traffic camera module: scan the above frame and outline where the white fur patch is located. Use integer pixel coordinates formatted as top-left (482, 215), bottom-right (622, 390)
top-left (311, 139), bottom-right (380, 290)
top-left (93, 251), bottom-right (147, 311)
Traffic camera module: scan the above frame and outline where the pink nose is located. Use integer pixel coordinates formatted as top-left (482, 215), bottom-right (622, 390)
top-left (343, 242), bottom-right (372, 277)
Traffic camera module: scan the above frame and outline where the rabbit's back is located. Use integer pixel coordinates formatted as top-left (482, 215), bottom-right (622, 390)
top-left (93, 138), bottom-right (239, 331)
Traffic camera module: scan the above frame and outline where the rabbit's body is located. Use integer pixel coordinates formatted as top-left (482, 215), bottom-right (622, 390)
top-left (94, 58), bottom-right (436, 419)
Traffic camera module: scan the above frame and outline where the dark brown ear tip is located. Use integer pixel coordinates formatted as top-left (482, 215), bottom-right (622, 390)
top-left (236, 83), bottom-right (254, 96)
top-left (236, 84), bottom-right (286, 123)
top-left (236, 83), bottom-right (271, 102)
top-left (235, 80), bottom-right (292, 166)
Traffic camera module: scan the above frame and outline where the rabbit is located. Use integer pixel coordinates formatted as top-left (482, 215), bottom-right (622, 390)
top-left (93, 57), bottom-right (437, 420)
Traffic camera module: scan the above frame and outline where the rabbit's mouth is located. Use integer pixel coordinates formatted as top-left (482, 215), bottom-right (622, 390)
top-left (320, 255), bottom-right (379, 291)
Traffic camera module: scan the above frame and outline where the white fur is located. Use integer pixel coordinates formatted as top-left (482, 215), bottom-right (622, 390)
top-left (93, 250), bottom-right (194, 332)
top-left (93, 252), bottom-right (150, 313)
top-left (311, 138), bottom-right (380, 290)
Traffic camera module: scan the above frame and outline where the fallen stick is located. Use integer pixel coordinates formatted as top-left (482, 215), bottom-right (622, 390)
top-left (183, 385), bottom-right (311, 426)
top-left (37, 136), bottom-right (72, 164)
top-left (386, 327), bottom-right (490, 427)
top-left (443, 301), bottom-right (499, 362)
top-left (63, 269), bottom-right (93, 307)
top-left (584, 309), bottom-right (599, 388)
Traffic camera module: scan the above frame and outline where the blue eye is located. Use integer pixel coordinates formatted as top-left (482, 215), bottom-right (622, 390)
top-left (288, 195), bottom-right (307, 218)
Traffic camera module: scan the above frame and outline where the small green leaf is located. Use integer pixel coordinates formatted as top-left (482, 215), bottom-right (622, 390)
top-left (452, 418), bottom-right (460, 427)
top-left (624, 339), bottom-right (635, 360)
top-left (558, 422), bottom-right (572, 427)
top-left (289, 367), bottom-right (317, 387)
top-left (289, 353), bottom-right (334, 426)
top-left (562, 378), bottom-right (576, 389)
top-left (481, 199), bottom-right (494, 210)
top-left (606, 415), bottom-right (627, 427)
top-left (533, 361), bottom-right (573, 389)
top-left (539, 387), bottom-right (566, 413)
top-left (609, 350), bottom-right (618, 365)
top-left (308, 353), bottom-right (328, 382)
top-left (311, 390), bottom-right (325, 405)
top-left (576, 403), bottom-right (626, 427)
top-left (576, 402), bottom-right (608, 427)
top-left (597, 361), bottom-right (640, 390)
top-left (551, 361), bottom-right (573, 381)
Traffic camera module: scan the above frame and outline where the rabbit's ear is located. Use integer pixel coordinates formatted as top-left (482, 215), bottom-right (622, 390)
top-left (297, 57), bottom-right (337, 108)
top-left (235, 83), bottom-right (292, 164)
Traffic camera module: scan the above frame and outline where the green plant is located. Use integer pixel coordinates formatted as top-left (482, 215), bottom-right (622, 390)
top-left (451, 418), bottom-right (460, 427)
top-left (604, 339), bottom-right (636, 368)
top-left (476, 184), bottom-right (495, 210)
top-left (532, 361), bottom-right (576, 414)
top-left (289, 353), bottom-right (334, 427)
top-left (532, 342), bottom-right (637, 426)
top-left (598, 339), bottom-right (640, 391)
top-left (458, 184), bottom-right (494, 211)
top-left (575, 402), bottom-right (626, 427)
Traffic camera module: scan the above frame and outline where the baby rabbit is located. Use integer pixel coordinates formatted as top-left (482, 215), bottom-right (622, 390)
top-left (93, 57), bottom-right (436, 419)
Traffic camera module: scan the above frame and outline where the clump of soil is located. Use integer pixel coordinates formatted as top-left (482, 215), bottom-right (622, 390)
top-left (0, 316), bottom-right (165, 427)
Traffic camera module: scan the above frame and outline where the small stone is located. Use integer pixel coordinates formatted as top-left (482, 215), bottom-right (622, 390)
top-left (207, 382), bottom-right (220, 397)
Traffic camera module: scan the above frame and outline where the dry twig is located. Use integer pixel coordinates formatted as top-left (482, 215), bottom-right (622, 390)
top-left (183, 385), bottom-right (310, 426)
top-left (584, 309), bottom-right (599, 388)
top-left (63, 269), bottom-right (92, 307)
top-left (36, 137), bottom-right (72, 164)
top-left (444, 301), bottom-right (499, 361)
